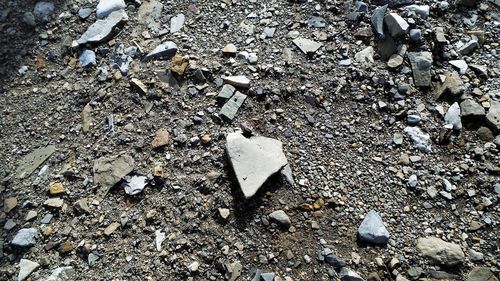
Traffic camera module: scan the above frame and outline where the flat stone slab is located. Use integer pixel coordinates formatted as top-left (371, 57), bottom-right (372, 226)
top-left (293, 37), bottom-right (323, 54)
top-left (226, 133), bottom-right (288, 198)
top-left (220, 91), bottom-right (247, 121)
top-left (73, 10), bottom-right (127, 47)
top-left (16, 145), bottom-right (56, 179)
top-left (417, 237), bottom-right (465, 266)
top-left (143, 41), bottom-right (178, 62)
top-left (408, 52), bottom-right (433, 87)
top-left (93, 154), bottom-right (135, 199)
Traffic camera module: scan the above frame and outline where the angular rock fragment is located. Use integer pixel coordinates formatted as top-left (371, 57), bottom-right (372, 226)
top-left (18, 259), bottom-right (40, 281)
top-left (11, 228), bottom-right (37, 247)
top-left (44, 266), bottom-right (75, 281)
top-left (170, 55), bottom-right (189, 75)
top-left (403, 5), bottom-right (430, 19)
top-left (123, 175), bottom-right (147, 195)
top-left (458, 40), bottom-right (479, 55)
top-left (292, 37), bottom-right (323, 54)
top-left (4, 197), bottom-right (17, 213)
top-left (151, 128), bottom-right (170, 149)
top-left (417, 237), bottom-right (465, 266)
top-left (143, 41), bottom-right (177, 62)
top-left (460, 99), bottom-right (485, 119)
top-left (72, 10), bottom-right (127, 47)
top-left (220, 91), bottom-right (247, 120)
top-left (34, 1), bottom-right (54, 21)
top-left (170, 13), bottom-right (185, 33)
top-left (434, 27), bottom-right (448, 44)
top-left (138, 0), bottom-right (163, 31)
top-left (435, 71), bottom-right (465, 99)
top-left (371, 5), bottom-right (388, 38)
top-left (130, 78), bottom-right (148, 94)
top-left (467, 267), bottom-right (499, 281)
top-left (340, 267), bottom-right (365, 281)
top-left (449, 60), bottom-right (468, 74)
top-left (384, 13), bottom-right (409, 37)
top-left (226, 133), bottom-right (288, 198)
top-left (16, 145), bottom-right (56, 179)
top-left (93, 154), bottom-right (135, 199)
top-left (44, 197), bottom-right (64, 208)
top-left (445, 102), bottom-right (462, 130)
top-left (358, 210), bottom-right (390, 245)
top-left (486, 101), bottom-right (500, 133)
top-left (223, 75), bottom-right (250, 88)
top-left (217, 84), bottom-right (236, 101)
top-left (404, 126), bottom-right (431, 153)
top-left (354, 47), bottom-right (374, 68)
top-left (96, 0), bottom-right (125, 19)
top-left (469, 64), bottom-right (488, 79)
top-left (79, 49), bottom-right (96, 67)
top-left (407, 52), bottom-right (432, 87)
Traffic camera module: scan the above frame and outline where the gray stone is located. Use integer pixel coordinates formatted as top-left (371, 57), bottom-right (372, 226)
top-left (416, 237), bottom-right (465, 266)
top-left (25, 210), bottom-right (37, 221)
top-left (137, 0), bottom-right (164, 31)
top-left (11, 228), bottom-right (37, 247)
top-left (325, 255), bottom-right (346, 268)
top-left (220, 91), bottom-right (247, 120)
top-left (72, 10), bottom-right (127, 47)
top-left (340, 267), bottom-right (365, 281)
top-left (458, 40), bottom-right (479, 55)
top-left (23, 12), bottom-right (36, 26)
top-left (371, 5), bottom-right (388, 38)
top-left (34, 1), bottom-right (54, 21)
top-left (269, 210), bottom-right (291, 228)
top-left (469, 64), bottom-right (488, 79)
top-left (467, 267), bottom-right (498, 281)
top-left (445, 102), bottom-right (462, 130)
top-left (436, 71), bottom-right (465, 99)
top-left (143, 41), bottom-right (178, 62)
top-left (384, 13), bottom-right (409, 37)
top-left (18, 259), bottom-right (40, 281)
top-left (263, 27), bottom-right (276, 38)
top-left (93, 154), bottom-right (135, 199)
top-left (226, 133), bottom-right (288, 198)
top-left (354, 47), bottom-right (375, 68)
top-left (42, 266), bottom-right (75, 281)
top-left (404, 126), bottom-right (431, 153)
top-left (409, 29), bottom-right (421, 42)
top-left (122, 175), bottom-right (147, 195)
top-left (406, 115), bottom-right (421, 125)
top-left (16, 145), bottom-right (56, 179)
top-left (40, 213), bottom-right (53, 224)
top-left (4, 219), bottom-right (16, 230)
top-left (280, 164), bottom-right (295, 186)
top-left (293, 37), bottom-right (323, 54)
top-left (170, 13), bottom-right (185, 33)
top-left (358, 210), bottom-right (390, 245)
top-left (408, 52), bottom-right (433, 87)
top-left (434, 27), bottom-right (448, 44)
top-left (261, 272), bottom-right (276, 281)
top-left (78, 8), bottom-right (92, 19)
top-left (88, 253), bottom-right (99, 266)
top-left (79, 49), bottom-right (96, 67)
top-left (377, 36), bottom-right (397, 59)
top-left (387, 54), bottom-right (403, 68)
top-left (486, 100), bottom-right (500, 133)
top-left (223, 76), bottom-right (250, 88)
top-left (403, 5), bottom-right (430, 19)
top-left (449, 60), bottom-right (468, 74)
top-left (217, 84), bottom-right (236, 101)
top-left (44, 198), bottom-right (63, 208)
top-left (468, 249), bottom-right (484, 261)
top-left (460, 99), bottom-right (485, 118)
top-left (96, 0), bottom-right (125, 19)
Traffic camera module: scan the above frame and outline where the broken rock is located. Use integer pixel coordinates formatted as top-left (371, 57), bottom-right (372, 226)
top-left (292, 37), bottom-right (323, 54)
top-left (93, 154), bottom-right (135, 199)
top-left (417, 237), bottom-right (465, 266)
top-left (96, 0), bottom-right (125, 19)
top-left (226, 133), bottom-right (288, 198)
top-left (16, 145), bottom-right (56, 179)
top-left (408, 52), bottom-right (433, 87)
top-left (384, 13), bottom-right (409, 37)
top-left (220, 91), bottom-right (247, 120)
top-left (18, 259), bottom-right (40, 281)
top-left (358, 210), bottom-right (390, 245)
top-left (72, 10), bottom-right (127, 47)
top-left (223, 75), bottom-right (250, 88)
top-left (122, 175), bottom-right (147, 195)
top-left (143, 41), bottom-right (178, 62)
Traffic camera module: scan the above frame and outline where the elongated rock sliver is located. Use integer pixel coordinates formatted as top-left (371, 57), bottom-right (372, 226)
top-left (143, 41), bottom-right (178, 62)
top-left (72, 10), bottom-right (128, 47)
top-left (226, 133), bottom-right (288, 198)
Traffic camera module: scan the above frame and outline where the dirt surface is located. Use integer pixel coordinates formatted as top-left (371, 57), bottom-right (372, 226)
top-left (0, 0), bottom-right (499, 280)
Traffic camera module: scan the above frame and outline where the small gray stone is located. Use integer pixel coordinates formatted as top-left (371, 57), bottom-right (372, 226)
top-left (34, 1), bottom-right (54, 21)
top-left (122, 175), bottom-right (147, 195)
top-left (460, 99), bottom-right (485, 119)
top-left (416, 237), bottom-right (465, 266)
top-left (269, 210), bottom-right (291, 228)
top-left (384, 13), bottom-right (409, 37)
top-left (449, 60), bottom-right (468, 74)
top-left (96, 0), bottom-right (125, 19)
top-left (16, 145), bottom-right (56, 179)
top-left (445, 102), bottom-right (462, 130)
top-left (408, 52), bottom-right (433, 87)
top-left (143, 41), bottom-right (178, 62)
top-left (403, 5), bottom-right (430, 19)
top-left (217, 84), bottom-right (236, 101)
top-left (78, 8), bottom-right (92, 19)
top-left (261, 272), bottom-right (276, 281)
top-left (170, 13), bottom-right (185, 33)
top-left (11, 228), bottom-right (37, 247)
top-left (220, 91), bottom-right (247, 120)
top-left (458, 40), bottom-right (479, 55)
top-left (371, 5), bottom-right (388, 38)
top-left (223, 76), bottom-right (250, 88)
top-left (79, 49), bottom-right (96, 67)
top-left (293, 37), bottom-right (323, 54)
top-left (72, 10), bottom-right (127, 47)
top-left (354, 47), bottom-right (375, 68)
top-left (93, 154), bottom-right (135, 199)
top-left (358, 210), bottom-right (390, 245)
top-left (340, 267), bottom-right (365, 281)
top-left (40, 213), bottom-right (53, 224)
top-left (486, 100), bottom-right (500, 133)
top-left (409, 29), bottom-right (421, 42)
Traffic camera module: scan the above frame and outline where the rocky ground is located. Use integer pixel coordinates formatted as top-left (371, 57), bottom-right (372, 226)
top-left (0, 0), bottom-right (499, 280)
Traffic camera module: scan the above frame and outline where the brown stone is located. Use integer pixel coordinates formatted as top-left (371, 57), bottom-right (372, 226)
top-left (4, 197), bottom-right (17, 213)
top-left (49, 182), bottom-right (65, 195)
top-left (104, 222), bottom-right (120, 236)
top-left (171, 55), bottom-right (189, 76)
top-left (151, 128), bottom-right (170, 149)
top-left (59, 241), bottom-right (74, 253)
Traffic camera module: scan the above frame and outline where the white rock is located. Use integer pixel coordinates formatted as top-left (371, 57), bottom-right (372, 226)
top-left (155, 230), bottom-right (165, 251)
top-left (96, 0), bottom-right (126, 19)
top-left (226, 133), bottom-right (288, 198)
top-left (416, 237), bottom-right (465, 266)
top-left (223, 75), bottom-right (250, 88)
top-left (354, 47), bottom-right (374, 68)
top-left (292, 37), bottom-right (323, 54)
top-left (444, 102), bottom-right (462, 130)
top-left (18, 259), bottom-right (40, 281)
top-left (170, 13), bottom-right (185, 33)
top-left (384, 13), bottom-right (409, 37)
top-left (123, 175), bottom-right (147, 195)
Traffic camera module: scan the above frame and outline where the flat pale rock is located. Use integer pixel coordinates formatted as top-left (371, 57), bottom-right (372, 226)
top-left (486, 101), bottom-right (500, 133)
top-left (44, 197), bottom-right (64, 208)
top-left (16, 145), bottom-right (56, 179)
top-left (293, 37), bottom-right (323, 54)
top-left (143, 41), bottom-right (178, 62)
top-left (18, 259), bottom-right (40, 281)
top-left (467, 267), bottom-right (498, 281)
top-left (151, 128), bottom-right (170, 149)
top-left (223, 75), bottom-right (250, 88)
top-left (104, 222), bottom-right (120, 236)
top-left (4, 197), bottom-right (17, 213)
top-left (96, 0), bottom-right (125, 19)
top-left (93, 154), bottom-right (135, 199)
top-left (417, 237), bottom-right (465, 266)
top-left (408, 52), bottom-right (433, 87)
top-left (226, 133), bottom-right (288, 198)
top-left (170, 13), bottom-right (185, 33)
top-left (11, 228), bottom-right (37, 247)
top-left (73, 10), bottom-right (127, 47)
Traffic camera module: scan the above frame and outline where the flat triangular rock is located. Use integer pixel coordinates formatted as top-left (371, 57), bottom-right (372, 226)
top-left (226, 133), bottom-right (288, 198)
